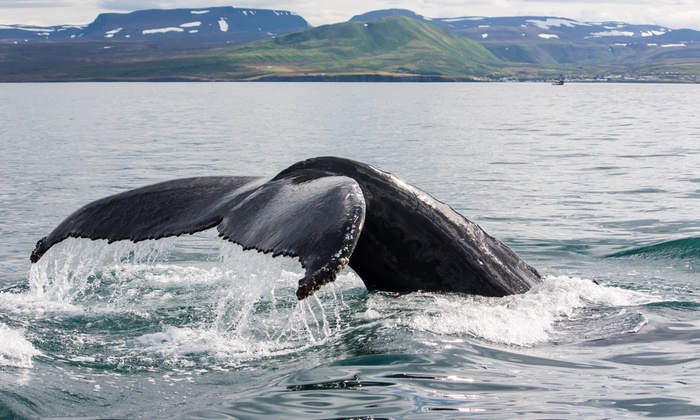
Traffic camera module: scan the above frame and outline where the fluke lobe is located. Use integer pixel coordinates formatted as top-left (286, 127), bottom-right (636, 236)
top-left (31, 156), bottom-right (542, 299)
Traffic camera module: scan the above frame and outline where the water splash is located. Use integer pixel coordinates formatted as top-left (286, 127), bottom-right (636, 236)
top-left (28, 237), bottom-right (175, 304)
top-left (18, 236), bottom-right (367, 368)
top-left (0, 323), bottom-right (41, 368)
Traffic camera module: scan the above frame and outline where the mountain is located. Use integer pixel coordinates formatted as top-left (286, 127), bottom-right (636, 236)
top-left (0, 7), bottom-right (310, 44)
top-left (0, 24), bottom-right (83, 41)
top-left (350, 9), bottom-right (700, 68)
top-left (351, 10), bottom-right (700, 44)
top-left (0, 16), bottom-right (500, 81)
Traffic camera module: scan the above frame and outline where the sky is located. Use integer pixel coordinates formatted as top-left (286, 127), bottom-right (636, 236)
top-left (2, 0), bottom-right (700, 30)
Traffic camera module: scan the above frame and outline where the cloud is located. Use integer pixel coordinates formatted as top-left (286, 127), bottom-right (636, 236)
top-left (0, 1), bottom-right (99, 25)
top-left (0, 1), bottom-right (71, 7)
top-left (1, 0), bottom-right (699, 29)
top-left (98, 0), bottom-right (214, 11)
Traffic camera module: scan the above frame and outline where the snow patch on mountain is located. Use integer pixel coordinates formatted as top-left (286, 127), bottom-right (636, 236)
top-left (143, 27), bottom-right (184, 35)
top-left (591, 30), bottom-right (635, 37)
top-left (218, 19), bottom-right (229, 32)
top-left (527, 18), bottom-right (590, 29)
top-left (105, 28), bottom-right (122, 38)
top-left (641, 30), bottom-right (666, 36)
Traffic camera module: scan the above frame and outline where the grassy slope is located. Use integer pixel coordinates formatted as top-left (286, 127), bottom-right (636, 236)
top-left (483, 38), bottom-right (700, 77)
top-left (237, 16), bottom-right (502, 77)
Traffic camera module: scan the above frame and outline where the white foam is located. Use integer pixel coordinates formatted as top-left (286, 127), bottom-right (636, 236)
top-left (0, 323), bottom-right (41, 368)
top-left (364, 276), bottom-right (656, 347)
top-left (21, 234), bottom-right (663, 354)
top-left (20, 236), bottom-right (365, 365)
top-left (70, 356), bottom-right (96, 363)
top-left (539, 34), bottom-right (559, 39)
top-left (131, 271), bottom-right (364, 364)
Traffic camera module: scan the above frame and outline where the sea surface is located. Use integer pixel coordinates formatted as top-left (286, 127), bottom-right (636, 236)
top-left (0, 82), bottom-right (699, 419)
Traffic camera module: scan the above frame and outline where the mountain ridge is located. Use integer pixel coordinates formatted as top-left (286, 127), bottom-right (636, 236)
top-left (351, 9), bottom-right (700, 67)
top-left (0, 6), bottom-right (310, 44)
top-left (1, 6), bottom-right (698, 82)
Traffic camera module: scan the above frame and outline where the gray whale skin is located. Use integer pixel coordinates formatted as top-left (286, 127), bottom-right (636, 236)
top-left (31, 156), bottom-right (541, 300)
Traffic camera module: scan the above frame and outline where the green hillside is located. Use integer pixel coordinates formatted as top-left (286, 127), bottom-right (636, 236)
top-left (12, 16), bottom-right (502, 81)
top-left (235, 16), bottom-right (502, 78)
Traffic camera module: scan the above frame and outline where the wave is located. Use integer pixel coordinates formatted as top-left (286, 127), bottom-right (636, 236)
top-left (0, 235), bottom-right (665, 372)
top-left (607, 237), bottom-right (700, 260)
top-left (644, 301), bottom-right (700, 311)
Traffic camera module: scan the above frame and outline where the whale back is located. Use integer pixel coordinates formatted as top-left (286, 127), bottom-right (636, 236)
top-left (276, 157), bottom-right (542, 297)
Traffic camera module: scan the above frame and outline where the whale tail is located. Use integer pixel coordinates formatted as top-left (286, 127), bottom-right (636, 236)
top-left (31, 157), bottom-right (540, 299)
top-left (30, 173), bottom-right (366, 300)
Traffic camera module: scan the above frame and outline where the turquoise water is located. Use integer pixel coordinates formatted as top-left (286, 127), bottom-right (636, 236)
top-left (1, 83), bottom-right (699, 418)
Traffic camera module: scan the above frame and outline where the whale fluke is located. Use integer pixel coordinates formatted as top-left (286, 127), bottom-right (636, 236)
top-left (31, 157), bottom-right (541, 299)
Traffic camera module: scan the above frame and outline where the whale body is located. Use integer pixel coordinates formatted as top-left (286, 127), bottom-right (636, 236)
top-left (31, 156), bottom-right (542, 299)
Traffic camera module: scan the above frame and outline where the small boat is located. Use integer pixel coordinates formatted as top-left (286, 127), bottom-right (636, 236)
top-left (552, 75), bottom-right (565, 85)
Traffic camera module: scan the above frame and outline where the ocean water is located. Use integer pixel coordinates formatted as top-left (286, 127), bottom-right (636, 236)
top-left (0, 82), bottom-right (699, 419)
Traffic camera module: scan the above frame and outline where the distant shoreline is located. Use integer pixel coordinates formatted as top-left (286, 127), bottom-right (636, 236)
top-left (1, 77), bottom-right (697, 83)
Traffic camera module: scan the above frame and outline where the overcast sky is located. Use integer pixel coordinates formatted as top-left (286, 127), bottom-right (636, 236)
top-left (2, 0), bottom-right (700, 30)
